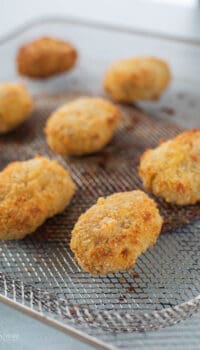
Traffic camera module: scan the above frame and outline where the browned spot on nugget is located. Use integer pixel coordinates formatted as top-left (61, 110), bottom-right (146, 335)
top-left (190, 154), bottom-right (198, 161)
top-left (143, 211), bottom-right (152, 222)
top-left (121, 248), bottom-right (129, 257)
top-left (176, 182), bottom-right (186, 194)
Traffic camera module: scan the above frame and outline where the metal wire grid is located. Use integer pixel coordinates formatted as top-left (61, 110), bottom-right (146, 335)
top-left (0, 95), bottom-right (199, 336)
top-left (99, 310), bottom-right (200, 350)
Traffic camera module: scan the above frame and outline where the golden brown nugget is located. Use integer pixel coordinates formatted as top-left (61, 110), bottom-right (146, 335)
top-left (70, 191), bottom-right (162, 274)
top-left (16, 36), bottom-right (77, 78)
top-left (0, 83), bottom-right (33, 133)
top-left (45, 97), bottom-right (121, 156)
top-left (104, 57), bottom-right (171, 102)
top-left (0, 157), bottom-right (76, 240)
top-left (139, 130), bottom-right (200, 205)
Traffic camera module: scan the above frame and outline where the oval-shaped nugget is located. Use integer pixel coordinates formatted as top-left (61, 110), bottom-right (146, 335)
top-left (17, 36), bottom-right (77, 78)
top-left (104, 57), bottom-right (171, 102)
top-left (0, 83), bottom-right (33, 133)
top-left (70, 191), bottom-right (162, 274)
top-left (139, 130), bottom-right (200, 205)
top-left (45, 97), bottom-right (121, 156)
top-left (0, 157), bottom-right (76, 240)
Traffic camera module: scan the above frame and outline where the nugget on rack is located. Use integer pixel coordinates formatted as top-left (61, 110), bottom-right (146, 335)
top-left (0, 157), bottom-right (76, 240)
top-left (45, 97), bottom-right (121, 156)
top-left (139, 130), bottom-right (200, 205)
top-left (70, 191), bottom-right (162, 274)
top-left (0, 83), bottom-right (33, 133)
top-left (104, 57), bottom-right (171, 102)
top-left (16, 36), bottom-right (77, 78)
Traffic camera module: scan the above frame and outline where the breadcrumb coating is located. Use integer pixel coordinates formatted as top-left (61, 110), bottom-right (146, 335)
top-left (16, 36), bottom-right (77, 78)
top-left (45, 97), bottom-right (121, 156)
top-left (0, 157), bottom-right (76, 240)
top-left (104, 57), bottom-right (171, 102)
top-left (139, 130), bottom-right (200, 205)
top-left (70, 191), bottom-right (162, 274)
top-left (0, 83), bottom-right (33, 133)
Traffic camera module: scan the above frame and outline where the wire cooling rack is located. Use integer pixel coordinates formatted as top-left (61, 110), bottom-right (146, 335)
top-left (0, 16), bottom-right (200, 350)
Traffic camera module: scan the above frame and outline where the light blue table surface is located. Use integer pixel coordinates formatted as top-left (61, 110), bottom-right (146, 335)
top-left (0, 302), bottom-right (93, 350)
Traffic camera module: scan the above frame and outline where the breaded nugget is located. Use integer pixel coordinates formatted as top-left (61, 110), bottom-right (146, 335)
top-left (70, 191), bottom-right (162, 274)
top-left (104, 57), bottom-right (171, 102)
top-left (0, 157), bottom-right (75, 240)
top-left (17, 36), bottom-right (77, 78)
top-left (45, 97), bottom-right (121, 156)
top-left (0, 83), bottom-right (33, 133)
top-left (139, 130), bottom-right (200, 205)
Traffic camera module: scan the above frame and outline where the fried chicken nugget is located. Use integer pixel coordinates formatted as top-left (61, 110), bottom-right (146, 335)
top-left (70, 191), bottom-right (163, 274)
top-left (0, 83), bottom-right (33, 133)
top-left (16, 36), bottom-right (77, 78)
top-left (0, 157), bottom-right (76, 240)
top-left (104, 57), bottom-right (171, 102)
top-left (45, 97), bottom-right (121, 156)
top-left (139, 130), bottom-right (200, 205)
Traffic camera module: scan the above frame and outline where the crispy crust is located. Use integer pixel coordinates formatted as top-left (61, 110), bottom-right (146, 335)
top-left (0, 157), bottom-right (76, 240)
top-left (0, 83), bottom-right (33, 133)
top-left (104, 57), bottom-right (171, 102)
top-left (139, 130), bottom-right (200, 205)
top-left (16, 36), bottom-right (77, 78)
top-left (70, 191), bottom-right (163, 274)
top-left (45, 97), bottom-right (121, 156)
